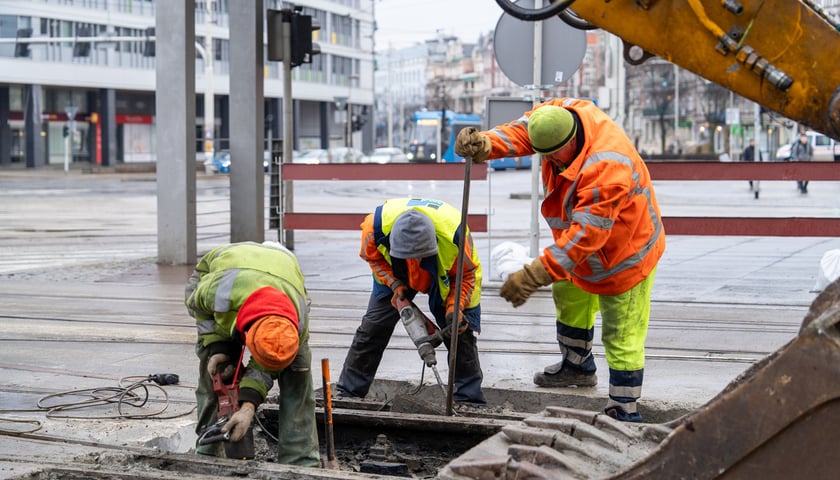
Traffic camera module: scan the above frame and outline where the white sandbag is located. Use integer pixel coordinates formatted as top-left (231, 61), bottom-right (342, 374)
top-left (812, 249), bottom-right (840, 293)
top-left (490, 241), bottom-right (533, 281)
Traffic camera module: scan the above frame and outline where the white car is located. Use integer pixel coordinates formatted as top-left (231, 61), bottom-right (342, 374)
top-left (775, 131), bottom-right (839, 162)
top-left (293, 148), bottom-right (366, 164)
top-left (368, 147), bottom-right (408, 164)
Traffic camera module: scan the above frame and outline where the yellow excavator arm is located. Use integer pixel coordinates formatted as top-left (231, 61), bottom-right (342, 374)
top-left (495, 0), bottom-right (840, 141)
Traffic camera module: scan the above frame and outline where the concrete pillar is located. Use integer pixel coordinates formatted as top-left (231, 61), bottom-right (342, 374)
top-left (86, 91), bottom-right (97, 164)
top-left (229, 0), bottom-right (264, 242)
top-left (0, 87), bottom-right (10, 165)
top-left (24, 84), bottom-right (44, 169)
top-left (155, 0), bottom-right (197, 265)
top-left (319, 101), bottom-right (329, 149)
top-left (98, 89), bottom-right (117, 166)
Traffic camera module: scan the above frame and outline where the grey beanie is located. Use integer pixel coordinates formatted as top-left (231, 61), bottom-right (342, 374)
top-left (389, 210), bottom-right (438, 259)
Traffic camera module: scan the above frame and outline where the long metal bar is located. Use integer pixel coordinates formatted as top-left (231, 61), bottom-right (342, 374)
top-left (645, 161), bottom-right (840, 181)
top-left (281, 10), bottom-right (295, 248)
top-left (283, 213), bottom-right (488, 232)
top-left (280, 162), bottom-right (488, 181)
top-left (446, 157), bottom-right (473, 416)
top-left (319, 358), bottom-right (340, 470)
top-left (0, 36), bottom-right (155, 43)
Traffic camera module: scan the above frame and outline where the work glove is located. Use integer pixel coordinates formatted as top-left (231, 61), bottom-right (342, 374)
top-left (500, 258), bottom-right (554, 307)
top-left (454, 127), bottom-right (492, 163)
top-left (391, 283), bottom-right (409, 309)
top-left (221, 402), bottom-right (255, 442)
top-left (207, 353), bottom-right (235, 382)
top-left (445, 309), bottom-right (469, 335)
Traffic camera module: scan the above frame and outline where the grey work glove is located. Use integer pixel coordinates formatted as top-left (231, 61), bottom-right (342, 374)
top-left (207, 353), bottom-right (235, 382)
top-left (500, 258), bottom-right (554, 307)
top-left (221, 402), bottom-right (255, 442)
top-left (454, 127), bottom-right (492, 163)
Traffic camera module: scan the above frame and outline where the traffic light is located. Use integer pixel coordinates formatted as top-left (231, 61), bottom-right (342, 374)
top-left (290, 11), bottom-right (320, 67)
top-left (73, 25), bottom-right (91, 57)
top-left (266, 9), bottom-right (285, 62)
top-left (143, 27), bottom-right (155, 57)
top-left (14, 28), bottom-right (32, 58)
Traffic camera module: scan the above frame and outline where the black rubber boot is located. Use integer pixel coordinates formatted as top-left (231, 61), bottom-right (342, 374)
top-left (533, 361), bottom-right (597, 387)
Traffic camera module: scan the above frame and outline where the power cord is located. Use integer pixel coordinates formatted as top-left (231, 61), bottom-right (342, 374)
top-left (37, 374), bottom-right (195, 420)
top-left (0, 373), bottom-right (195, 434)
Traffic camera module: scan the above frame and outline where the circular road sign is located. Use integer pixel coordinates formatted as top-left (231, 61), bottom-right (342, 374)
top-left (493, 0), bottom-right (586, 87)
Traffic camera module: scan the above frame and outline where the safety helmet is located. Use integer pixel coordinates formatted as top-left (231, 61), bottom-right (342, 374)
top-left (528, 105), bottom-right (577, 155)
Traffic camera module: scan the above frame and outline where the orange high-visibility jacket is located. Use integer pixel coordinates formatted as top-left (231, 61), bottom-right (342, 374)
top-left (485, 98), bottom-right (665, 295)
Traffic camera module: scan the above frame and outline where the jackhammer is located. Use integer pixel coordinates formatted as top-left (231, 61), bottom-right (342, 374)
top-left (197, 372), bottom-right (255, 460)
top-left (394, 296), bottom-right (448, 395)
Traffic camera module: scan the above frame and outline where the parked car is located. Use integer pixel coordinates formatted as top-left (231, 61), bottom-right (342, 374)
top-left (368, 147), bottom-right (408, 164)
top-left (292, 148), bottom-right (366, 164)
top-left (489, 156), bottom-right (532, 170)
top-left (204, 151), bottom-right (270, 174)
top-left (775, 131), bottom-right (839, 161)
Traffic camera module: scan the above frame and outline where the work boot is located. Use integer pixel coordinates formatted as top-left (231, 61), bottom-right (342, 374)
top-left (533, 361), bottom-right (597, 388)
top-left (604, 405), bottom-right (642, 423)
top-left (334, 387), bottom-right (359, 400)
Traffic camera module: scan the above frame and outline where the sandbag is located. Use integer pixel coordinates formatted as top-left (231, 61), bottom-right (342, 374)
top-left (812, 249), bottom-right (840, 293)
top-left (490, 241), bottom-right (533, 281)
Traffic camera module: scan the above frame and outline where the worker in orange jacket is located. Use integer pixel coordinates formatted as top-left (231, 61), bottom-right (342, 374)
top-left (455, 98), bottom-right (666, 422)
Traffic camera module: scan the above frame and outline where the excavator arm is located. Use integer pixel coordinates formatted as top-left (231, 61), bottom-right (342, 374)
top-left (495, 0), bottom-right (840, 141)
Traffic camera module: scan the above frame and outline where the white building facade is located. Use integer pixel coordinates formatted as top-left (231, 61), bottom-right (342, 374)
top-left (0, 0), bottom-right (376, 168)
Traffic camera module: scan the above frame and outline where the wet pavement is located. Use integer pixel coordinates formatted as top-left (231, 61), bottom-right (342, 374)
top-left (1, 164), bottom-right (839, 477)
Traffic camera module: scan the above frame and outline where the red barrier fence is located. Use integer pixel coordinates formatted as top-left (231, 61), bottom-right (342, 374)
top-left (276, 161), bottom-right (839, 236)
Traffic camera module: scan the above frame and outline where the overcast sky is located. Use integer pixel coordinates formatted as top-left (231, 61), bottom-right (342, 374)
top-left (373, 0), bottom-right (507, 51)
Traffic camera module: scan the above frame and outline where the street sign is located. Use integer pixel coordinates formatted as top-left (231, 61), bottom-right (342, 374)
top-left (493, 0), bottom-right (586, 87)
top-left (726, 107), bottom-right (740, 125)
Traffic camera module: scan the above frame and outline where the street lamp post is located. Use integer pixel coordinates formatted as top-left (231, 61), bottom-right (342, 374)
top-left (64, 104), bottom-right (77, 174)
top-left (333, 96), bottom-right (348, 150)
top-left (203, 0), bottom-right (215, 169)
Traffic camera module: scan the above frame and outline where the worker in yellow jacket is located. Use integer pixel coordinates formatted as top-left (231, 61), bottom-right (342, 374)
top-left (336, 198), bottom-right (486, 406)
top-left (455, 98), bottom-right (666, 422)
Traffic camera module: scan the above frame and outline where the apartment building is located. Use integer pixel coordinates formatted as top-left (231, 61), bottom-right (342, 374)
top-left (0, 0), bottom-right (376, 168)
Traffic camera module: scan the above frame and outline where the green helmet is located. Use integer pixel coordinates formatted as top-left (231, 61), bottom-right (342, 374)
top-left (528, 105), bottom-right (577, 155)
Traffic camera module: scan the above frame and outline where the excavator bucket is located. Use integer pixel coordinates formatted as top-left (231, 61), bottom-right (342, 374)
top-left (440, 278), bottom-right (840, 479)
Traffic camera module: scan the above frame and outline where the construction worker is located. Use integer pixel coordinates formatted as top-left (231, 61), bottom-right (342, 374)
top-left (185, 241), bottom-right (319, 466)
top-left (454, 98), bottom-right (666, 422)
top-left (336, 198), bottom-right (486, 406)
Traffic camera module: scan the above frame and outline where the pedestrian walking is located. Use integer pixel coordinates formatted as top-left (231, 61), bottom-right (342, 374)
top-left (185, 241), bottom-right (320, 466)
top-left (454, 98), bottom-right (666, 422)
top-left (791, 133), bottom-right (813, 193)
top-left (743, 138), bottom-right (761, 199)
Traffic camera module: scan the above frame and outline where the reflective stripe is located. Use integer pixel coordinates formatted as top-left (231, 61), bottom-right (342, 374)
top-left (570, 210), bottom-right (614, 230)
top-left (490, 115), bottom-right (528, 157)
top-left (544, 216), bottom-right (570, 230)
top-left (558, 344), bottom-right (589, 366)
top-left (197, 319), bottom-right (216, 335)
top-left (214, 268), bottom-right (239, 312)
top-left (557, 334), bottom-right (592, 351)
top-left (609, 384), bottom-right (643, 399)
top-left (606, 398), bottom-right (638, 413)
top-left (547, 229), bottom-right (582, 273)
